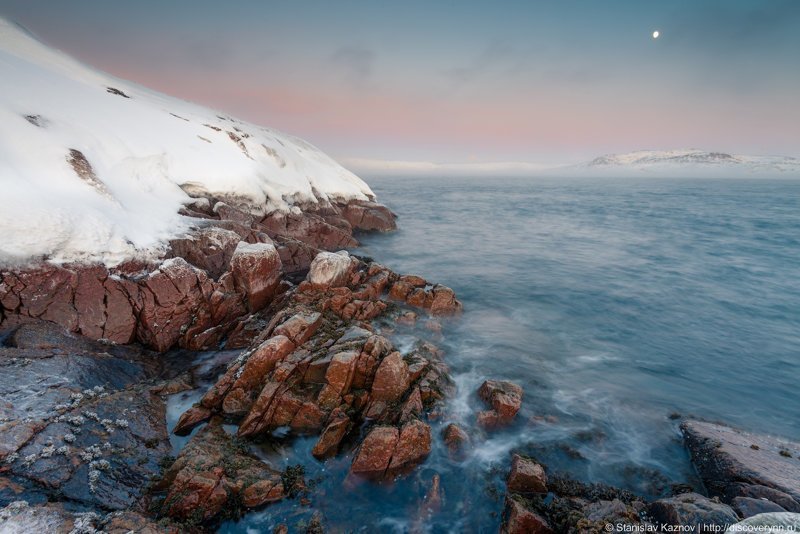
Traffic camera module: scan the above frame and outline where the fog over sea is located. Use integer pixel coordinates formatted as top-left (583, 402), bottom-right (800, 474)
top-left (223, 176), bottom-right (800, 532)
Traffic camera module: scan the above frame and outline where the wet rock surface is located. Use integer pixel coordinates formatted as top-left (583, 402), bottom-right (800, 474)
top-left (681, 420), bottom-right (800, 512)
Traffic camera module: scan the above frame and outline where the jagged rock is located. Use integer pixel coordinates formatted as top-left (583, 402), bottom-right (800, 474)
top-left (311, 412), bottom-right (351, 460)
top-left (477, 380), bottom-right (523, 428)
top-left (169, 227), bottom-right (242, 279)
top-left (229, 241), bottom-right (282, 312)
top-left (507, 454), bottom-right (547, 494)
top-left (370, 351), bottom-right (410, 403)
top-left (350, 426), bottom-right (399, 478)
top-left (501, 496), bottom-right (553, 534)
top-left (340, 201), bottom-right (397, 232)
top-left (648, 493), bottom-right (739, 533)
top-left (681, 420), bottom-right (800, 511)
top-left (172, 405), bottom-right (212, 436)
top-left (157, 420), bottom-right (284, 523)
top-left (307, 251), bottom-right (353, 289)
top-left (388, 420), bottom-right (431, 473)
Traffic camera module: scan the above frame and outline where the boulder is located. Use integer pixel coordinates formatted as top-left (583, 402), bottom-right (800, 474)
top-left (731, 496), bottom-right (787, 518)
top-left (648, 493), bottom-right (739, 533)
top-left (370, 351), bottom-right (410, 403)
top-left (307, 251), bottom-right (353, 289)
top-left (501, 496), bottom-right (553, 534)
top-left (229, 241), bottom-right (282, 311)
top-left (442, 423), bottom-right (470, 455)
top-left (681, 420), bottom-right (800, 511)
top-left (388, 420), bottom-right (431, 473)
top-left (311, 413), bottom-right (351, 460)
top-left (169, 227), bottom-right (242, 278)
top-left (506, 454), bottom-right (547, 494)
top-left (477, 380), bottom-right (523, 428)
top-left (350, 426), bottom-right (399, 478)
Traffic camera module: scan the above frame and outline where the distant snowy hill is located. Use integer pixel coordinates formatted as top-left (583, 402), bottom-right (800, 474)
top-left (0, 18), bottom-right (374, 266)
top-left (580, 149), bottom-right (800, 176)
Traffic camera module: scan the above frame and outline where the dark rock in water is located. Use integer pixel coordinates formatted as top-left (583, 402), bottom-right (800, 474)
top-left (501, 496), bottom-right (553, 534)
top-left (506, 454), bottom-right (547, 494)
top-left (681, 420), bottom-right (800, 512)
top-left (155, 419), bottom-right (285, 524)
top-left (647, 492), bottom-right (739, 532)
top-left (442, 423), bottom-right (469, 457)
top-left (731, 496), bottom-right (787, 518)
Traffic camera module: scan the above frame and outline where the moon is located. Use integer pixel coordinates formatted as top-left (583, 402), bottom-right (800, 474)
top-left (652, 30), bottom-right (660, 39)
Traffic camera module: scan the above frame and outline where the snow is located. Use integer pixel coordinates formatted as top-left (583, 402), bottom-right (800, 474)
top-left (584, 149), bottom-right (800, 175)
top-left (0, 17), bottom-right (374, 267)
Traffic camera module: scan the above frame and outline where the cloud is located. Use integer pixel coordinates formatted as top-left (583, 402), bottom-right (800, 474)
top-left (443, 40), bottom-right (517, 84)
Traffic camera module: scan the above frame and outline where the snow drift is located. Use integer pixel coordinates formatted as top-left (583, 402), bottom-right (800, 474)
top-left (0, 17), bottom-right (374, 266)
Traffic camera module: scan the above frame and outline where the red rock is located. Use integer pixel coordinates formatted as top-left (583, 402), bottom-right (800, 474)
top-left (430, 286), bottom-right (462, 316)
top-left (241, 479), bottom-right (284, 508)
top-left (307, 251), bottom-right (352, 289)
top-left (478, 380), bottom-right (523, 427)
top-left (169, 227), bottom-right (242, 279)
top-left (238, 382), bottom-right (285, 437)
top-left (173, 405), bottom-right (212, 436)
top-left (324, 351), bottom-right (360, 395)
top-left (341, 201), bottom-right (397, 232)
top-left (399, 387), bottom-right (424, 423)
top-left (400, 275), bottom-right (427, 287)
top-left (230, 242), bottom-right (282, 312)
top-left (501, 497), bottom-right (553, 534)
top-left (290, 401), bottom-right (326, 432)
top-left (443, 423), bottom-right (470, 455)
top-left (396, 311), bottom-right (417, 326)
top-left (312, 415), bottom-right (351, 459)
top-left (74, 266), bottom-right (107, 339)
top-left (371, 351), bottom-right (410, 403)
top-left (388, 280), bottom-right (413, 301)
top-left (389, 420), bottom-right (432, 472)
top-left (405, 288), bottom-right (427, 308)
top-left (222, 335), bottom-right (295, 415)
top-left (351, 426), bottom-right (399, 477)
top-left (273, 311), bottom-right (322, 345)
top-left (507, 454), bottom-right (547, 494)
top-left (423, 473), bottom-right (443, 514)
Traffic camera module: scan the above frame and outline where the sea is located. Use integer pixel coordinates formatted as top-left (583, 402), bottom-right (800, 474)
top-left (217, 176), bottom-right (800, 533)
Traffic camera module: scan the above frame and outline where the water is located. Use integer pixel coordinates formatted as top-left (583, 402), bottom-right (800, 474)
top-left (224, 176), bottom-right (800, 532)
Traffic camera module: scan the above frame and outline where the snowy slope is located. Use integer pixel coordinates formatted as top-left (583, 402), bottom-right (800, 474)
top-left (0, 18), bottom-right (374, 266)
top-left (583, 149), bottom-right (800, 175)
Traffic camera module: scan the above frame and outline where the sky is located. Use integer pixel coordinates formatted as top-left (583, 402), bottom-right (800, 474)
top-left (0, 0), bottom-right (798, 166)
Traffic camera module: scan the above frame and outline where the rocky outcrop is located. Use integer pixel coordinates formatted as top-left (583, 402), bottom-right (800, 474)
top-left (0, 198), bottom-right (397, 352)
top-left (681, 420), bottom-right (800, 513)
top-left (0, 501), bottom-right (178, 533)
top-left (155, 420), bottom-right (286, 524)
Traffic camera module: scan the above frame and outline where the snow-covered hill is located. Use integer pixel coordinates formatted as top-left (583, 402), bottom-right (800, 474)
top-left (0, 18), bottom-right (374, 266)
top-left (582, 149), bottom-right (800, 175)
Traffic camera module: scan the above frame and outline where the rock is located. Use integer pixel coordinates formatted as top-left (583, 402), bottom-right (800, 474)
top-left (173, 405), bottom-right (212, 436)
top-left (429, 286), bottom-right (462, 316)
top-left (681, 420), bottom-right (800, 511)
top-left (169, 227), bottom-right (242, 279)
top-left (648, 493), bottom-right (739, 533)
top-left (312, 413), bottom-right (351, 460)
top-left (370, 351), bottom-right (410, 403)
top-left (501, 496), bottom-right (554, 534)
top-left (350, 426), bottom-right (399, 478)
top-left (388, 420), bottom-right (431, 473)
top-left (506, 454), bottom-right (547, 494)
top-left (477, 380), bottom-right (523, 428)
top-left (158, 420), bottom-right (284, 523)
top-left (307, 251), bottom-right (353, 289)
top-left (341, 200), bottom-right (397, 232)
top-left (229, 241), bottom-right (282, 311)
top-left (442, 423), bottom-right (470, 455)
top-left (273, 311), bottom-right (322, 346)
top-left (731, 496), bottom-right (787, 518)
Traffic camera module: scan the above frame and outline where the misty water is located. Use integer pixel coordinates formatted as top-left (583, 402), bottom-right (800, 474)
top-left (218, 176), bottom-right (800, 532)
